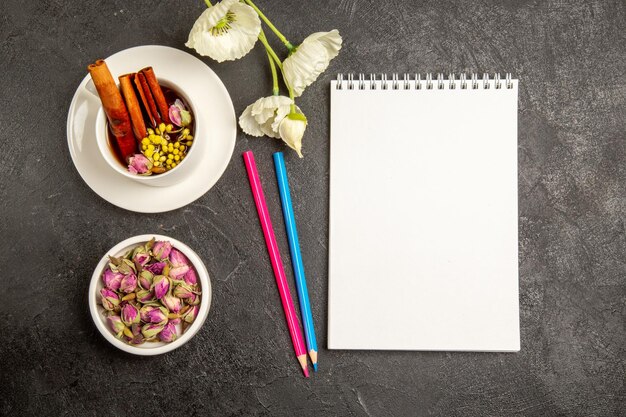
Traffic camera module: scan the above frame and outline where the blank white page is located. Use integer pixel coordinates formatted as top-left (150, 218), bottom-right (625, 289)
top-left (328, 76), bottom-right (519, 351)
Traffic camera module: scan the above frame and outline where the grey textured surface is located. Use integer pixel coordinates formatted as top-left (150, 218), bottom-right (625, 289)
top-left (1, 0), bottom-right (625, 416)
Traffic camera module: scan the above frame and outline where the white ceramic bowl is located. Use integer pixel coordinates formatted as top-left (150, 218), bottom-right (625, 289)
top-left (89, 234), bottom-right (211, 355)
top-left (93, 78), bottom-right (202, 187)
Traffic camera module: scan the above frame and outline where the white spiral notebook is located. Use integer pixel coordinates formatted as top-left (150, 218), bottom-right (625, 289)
top-left (328, 73), bottom-right (520, 351)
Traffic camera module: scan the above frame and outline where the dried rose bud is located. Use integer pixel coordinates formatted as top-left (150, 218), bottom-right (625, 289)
top-left (144, 237), bottom-right (156, 251)
top-left (126, 324), bottom-right (144, 344)
top-left (133, 249), bottom-right (151, 267)
top-left (100, 288), bottom-right (120, 310)
top-left (187, 293), bottom-right (201, 305)
top-left (107, 315), bottom-right (125, 336)
top-left (121, 303), bottom-right (140, 326)
top-left (152, 275), bottom-right (170, 299)
top-left (182, 305), bottom-right (199, 324)
top-left (173, 283), bottom-right (194, 299)
top-left (169, 105), bottom-right (182, 127)
top-left (102, 268), bottom-right (123, 291)
top-left (144, 261), bottom-right (166, 275)
top-left (169, 99), bottom-right (189, 127)
top-left (141, 323), bottom-right (164, 339)
top-left (117, 258), bottom-right (137, 275)
top-left (136, 289), bottom-right (155, 303)
top-left (120, 272), bottom-right (138, 293)
top-left (131, 323), bottom-right (142, 336)
top-left (184, 268), bottom-right (197, 286)
top-left (128, 334), bottom-right (144, 345)
top-left (139, 305), bottom-right (155, 322)
top-left (161, 294), bottom-right (182, 313)
top-left (121, 293), bottom-right (136, 301)
top-left (128, 154), bottom-right (152, 175)
top-left (146, 307), bottom-right (168, 324)
top-left (138, 270), bottom-right (154, 290)
top-left (169, 249), bottom-right (189, 267)
top-left (122, 326), bottom-right (134, 338)
top-left (169, 265), bottom-right (190, 281)
top-left (159, 321), bottom-right (178, 343)
top-left (108, 256), bottom-right (122, 268)
top-left (153, 241), bottom-right (172, 261)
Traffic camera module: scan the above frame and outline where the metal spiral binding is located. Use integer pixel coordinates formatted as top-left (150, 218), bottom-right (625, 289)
top-left (506, 73), bottom-right (513, 89)
top-left (335, 73), bottom-right (514, 90)
top-left (425, 73), bottom-right (433, 89)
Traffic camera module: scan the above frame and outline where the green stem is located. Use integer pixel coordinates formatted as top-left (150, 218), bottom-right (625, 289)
top-left (244, 0), bottom-right (294, 50)
top-left (258, 30), bottom-right (283, 71)
top-left (203, 0), bottom-right (212, 6)
top-left (258, 30), bottom-right (296, 109)
top-left (266, 50), bottom-right (279, 96)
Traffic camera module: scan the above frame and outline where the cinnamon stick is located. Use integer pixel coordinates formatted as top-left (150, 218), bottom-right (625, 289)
top-left (119, 74), bottom-right (147, 141)
top-left (141, 67), bottom-right (171, 124)
top-left (87, 60), bottom-right (136, 161)
top-left (135, 72), bottom-right (161, 126)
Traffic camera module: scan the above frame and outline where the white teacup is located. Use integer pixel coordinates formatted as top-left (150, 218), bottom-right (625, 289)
top-left (92, 78), bottom-right (201, 187)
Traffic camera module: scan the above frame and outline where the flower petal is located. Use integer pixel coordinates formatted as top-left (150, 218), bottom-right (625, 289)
top-left (270, 104), bottom-right (300, 133)
top-left (200, 0), bottom-right (239, 28)
top-left (185, 1), bottom-right (261, 63)
top-left (283, 29), bottom-right (343, 97)
top-left (305, 30), bottom-right (342, 61)
top-left (239, 104), bottom-right (265, 136)
top-left (279, 113), bottom-right (307, 158)
top-left (169, 105), bottom-right (182, 126)
top-left (239, 96), bottom-right (292, 138)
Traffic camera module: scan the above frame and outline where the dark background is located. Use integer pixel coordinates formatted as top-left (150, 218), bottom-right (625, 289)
top-left (1, 0), bottom-right (625, 416)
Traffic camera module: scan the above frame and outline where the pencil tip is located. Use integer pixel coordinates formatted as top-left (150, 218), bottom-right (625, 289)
top-left (308, 350), bottom-right (318, 369)
top-left (297, 354), bottom-right (309, 377)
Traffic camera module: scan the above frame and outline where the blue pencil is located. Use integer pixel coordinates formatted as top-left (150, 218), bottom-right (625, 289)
top-left (273, 152), bottom-right (318, 371)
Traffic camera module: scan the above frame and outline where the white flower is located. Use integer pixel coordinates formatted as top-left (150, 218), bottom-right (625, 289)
top-left (239, 95), bottom-right (293, 138)
top-left (185, 0), bottom-right (261, 63)
top-left (283, 29), bottom-right (342, 97)
top-left (239, 96), bottom-right (308, 157)
top-left (278, 113), bottom-right (307, 158)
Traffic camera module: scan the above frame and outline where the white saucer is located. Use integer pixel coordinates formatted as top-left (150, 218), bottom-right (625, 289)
top-left (67, 45), bottom-right (236, 213)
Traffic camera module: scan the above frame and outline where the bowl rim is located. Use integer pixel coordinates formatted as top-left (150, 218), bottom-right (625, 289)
top-left (95, 78), bottom-right (199, 182)
top-left (89, 234), bottom-right (211, 355)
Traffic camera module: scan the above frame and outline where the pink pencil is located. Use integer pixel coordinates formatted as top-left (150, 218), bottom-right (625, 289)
top-left (243, 151), bottom-right (309, 378)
